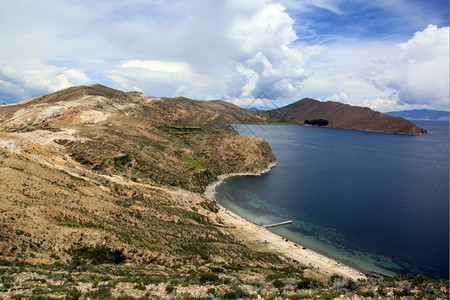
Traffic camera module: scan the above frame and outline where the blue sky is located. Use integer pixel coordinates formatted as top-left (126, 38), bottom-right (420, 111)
top-left (0, 0), bottom-right (448, 111)
top-left (287, 0), bottom-right (449, 43)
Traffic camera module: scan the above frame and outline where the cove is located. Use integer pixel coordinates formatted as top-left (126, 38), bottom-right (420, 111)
top-left (215, 121), bottom-right (449, 279)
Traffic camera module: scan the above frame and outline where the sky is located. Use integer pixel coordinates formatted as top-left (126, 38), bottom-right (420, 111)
top-left (0, 0), bottom-right (449, 112)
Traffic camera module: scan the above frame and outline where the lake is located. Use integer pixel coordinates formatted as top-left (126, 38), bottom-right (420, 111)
top-left (215, 121), bottom-right (449, 279)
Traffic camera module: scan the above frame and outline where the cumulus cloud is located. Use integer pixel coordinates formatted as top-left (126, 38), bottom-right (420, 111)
top-left (361, 98), bottom-right (424, 112)
top-left (104, 0), bottom-right (313, 104)
top-left (0, 63), bottom-right (91, 101)
top-left (122, 60), bottom-right (192, 74)
top-left (225, 2), bottom-right (309, 100)
top-left (108, 59), bottom-right (223, 100)
top-left (327, 92), bottom-right (348, 102)
top-left (364, 25), bottom-right (449, 109)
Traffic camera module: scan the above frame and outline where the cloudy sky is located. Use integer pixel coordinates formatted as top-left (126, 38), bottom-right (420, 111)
top-left (0, 0), bottom-right (448, 111)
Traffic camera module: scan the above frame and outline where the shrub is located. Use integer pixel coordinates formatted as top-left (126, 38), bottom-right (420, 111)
top-left (165, 285), bottom-right (175, 294)
top-left (329, 274), bottom-right (349, 290)
top-left (296, 277), bottom-right (321, 289)
top-left (71, 246), bottom-right (126, 265)
top-left (222, 288), bottom-right (247, 299)
top-left (273, 279), bottom-right (285, 289)
top-left (199, 273), bottom-right (220, 284)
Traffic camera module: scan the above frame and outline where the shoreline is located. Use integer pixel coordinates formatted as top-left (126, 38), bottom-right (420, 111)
top-left (204, 162), bottom-right (367, 281)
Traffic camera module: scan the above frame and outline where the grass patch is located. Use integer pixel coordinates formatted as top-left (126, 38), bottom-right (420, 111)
top-left (159, 123), bottom-right (204, 134)
top-left (182, 156), bottom-right (206, 169)
top-left (71, 154), bottom-right (93, 165)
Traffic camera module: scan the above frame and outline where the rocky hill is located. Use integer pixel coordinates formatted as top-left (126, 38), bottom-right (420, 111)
top-left (0, 85), bottom-right (445, 299)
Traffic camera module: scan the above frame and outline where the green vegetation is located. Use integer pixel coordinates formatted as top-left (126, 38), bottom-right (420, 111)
top-left (159, 123), bottom-right (204, 134)
top-left (71, 154), bottom-right (93, 165)
top-left (182, 155), bottom-right (207, 170)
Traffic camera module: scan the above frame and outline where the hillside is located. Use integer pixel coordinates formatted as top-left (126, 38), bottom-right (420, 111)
top-left (0, 84), bottom-right (290, 296)
top-left (0, 85), bottom-right (446, 299)
top-left (0, 83), bottom-right (279, 265)
top-left (264, 98), bottom-right (427, 134)
top-left (0, 84), bottom-right (274, 193)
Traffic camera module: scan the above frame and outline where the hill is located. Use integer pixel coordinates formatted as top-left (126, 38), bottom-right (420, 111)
top-left (0, 83), bottom-right (279, 263)
top-left (264, 98), bottom-right (427, 134)
top-left (386, 109), bottom-right (449, 120)
top-left (0, 85), bottom-right (446, 299)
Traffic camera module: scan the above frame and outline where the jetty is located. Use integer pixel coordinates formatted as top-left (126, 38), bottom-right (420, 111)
top-left (263, 220), bottom-right (293, 228)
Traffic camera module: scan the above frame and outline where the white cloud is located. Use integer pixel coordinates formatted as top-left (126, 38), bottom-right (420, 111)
top-left (224, 2), bottom-right (311, 100)
top-left (327, 92), bottom-right (348, 102)
top-left (364, 25), bottom-right (449, 109)
top-left (362, 98), bottom-right (414, 112)
top-left (108, 59), bottom-right (225, 99)
top-left (0, 63), bottom-right (91, 101)
top-left (296, 25), bottom-right (449, 111)
top-left (102, 0), bottom-right (313, 101)
top-left (299, 40), bottom-right (396, 105)
top-left (122, 60), bottom-right (193, 74)
top-left (61, 69), bottom-right (91, 87)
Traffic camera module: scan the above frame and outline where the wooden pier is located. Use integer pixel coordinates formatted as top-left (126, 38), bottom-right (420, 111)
top-left (262, 220), bottom-right (293, 228)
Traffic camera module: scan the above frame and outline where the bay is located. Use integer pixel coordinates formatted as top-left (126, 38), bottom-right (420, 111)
top-left (215, 121), bottom-right (449, 279)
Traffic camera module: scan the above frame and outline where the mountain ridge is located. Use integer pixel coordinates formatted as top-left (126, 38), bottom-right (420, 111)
top-left (2, 84), bottom-right (427, 135)
top-left (385, 109), bottom-right (449, 120)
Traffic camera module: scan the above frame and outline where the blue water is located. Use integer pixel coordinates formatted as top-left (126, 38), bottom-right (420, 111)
top-left (215, 121), bottom-right (449, 279)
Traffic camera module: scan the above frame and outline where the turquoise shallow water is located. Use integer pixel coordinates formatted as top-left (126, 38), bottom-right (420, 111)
top-left (215, 121), bottom-right (449, 279)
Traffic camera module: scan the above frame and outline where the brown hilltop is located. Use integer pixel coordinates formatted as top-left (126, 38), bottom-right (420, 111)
top-left (265, 98), bottom-right (427, 135)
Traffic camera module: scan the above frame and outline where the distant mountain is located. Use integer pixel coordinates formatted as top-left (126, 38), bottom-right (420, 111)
top-left (246, 106), bottom-right (267, 111)
top-left (385, 109), bottom-right (449, 120)
top-left (263, 98), bottom-right (427, 135)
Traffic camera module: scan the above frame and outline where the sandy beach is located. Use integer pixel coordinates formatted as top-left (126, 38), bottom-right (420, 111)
top-left (204, 165), bottom-right (367, 282)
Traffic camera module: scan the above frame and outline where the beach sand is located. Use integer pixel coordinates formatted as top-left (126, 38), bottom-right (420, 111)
top-left (204, 166), bottom-right (367, 282)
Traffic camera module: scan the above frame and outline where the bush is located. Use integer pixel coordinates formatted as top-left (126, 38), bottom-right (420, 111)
top-left (356, 290), bottom-right (375, 297)
top-left (222, 288), bottom-right (248, 299)
top-left (273, 279), bottom-right (285, 289)
top-left (199, 273), bottom-right (220, 284)
top-left (71, 246), bottom-right (126, 265)
top-left (297, 277), bottom-right (322, 289)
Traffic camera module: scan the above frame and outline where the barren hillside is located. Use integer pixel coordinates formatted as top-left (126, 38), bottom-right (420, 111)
top-left (265, 98), bottom-right (427, 135)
